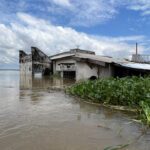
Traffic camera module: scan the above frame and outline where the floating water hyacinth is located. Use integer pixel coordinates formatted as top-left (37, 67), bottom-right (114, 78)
top-left (66, 76), bottom-right (150, 125)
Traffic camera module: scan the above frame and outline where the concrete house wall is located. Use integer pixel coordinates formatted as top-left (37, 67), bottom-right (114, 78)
top-left (53, 58), bottom-right (114, 81)
top-left (52, 58), bottom-right (99, 81)
top-left (53, 57), bottom-right (76, 79)
top-left (20, 62), bottom-right (32, 75)
top-left (52, 56), bottom-right (100, 81)
top-left (55, 58), bottom-right (76, 72)
top-left (19, 51), bottom-right (32, 75)
top-left (98, 64), bottom-right (114, 78)
top-left (76, 61), bottom-right (98, 81)
top-left (76, 63), bottom-right (114, 81)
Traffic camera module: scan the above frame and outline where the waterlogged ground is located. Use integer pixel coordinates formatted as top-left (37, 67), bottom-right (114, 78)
top-left (0, 71), bottom-right (150, 150)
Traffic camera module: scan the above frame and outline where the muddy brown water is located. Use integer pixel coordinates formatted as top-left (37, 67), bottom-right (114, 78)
top-left (0, 71), bottom-right (150, 150)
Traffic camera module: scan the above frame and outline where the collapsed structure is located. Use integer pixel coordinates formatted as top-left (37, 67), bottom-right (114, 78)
top-left (19, 47), bottom-right (52, 75)
top-left (19, 47), bottom-right (150, 81)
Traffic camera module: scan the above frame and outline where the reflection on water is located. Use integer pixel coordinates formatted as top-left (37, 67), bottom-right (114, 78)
top-left (20, 73), bottom-right (75, 90)
top-left (0, 71), bottom-right (150, 150)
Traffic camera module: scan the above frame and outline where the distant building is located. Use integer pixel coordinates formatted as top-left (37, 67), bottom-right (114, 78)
top-left (132, 43), bottom-right (150, 64)
top-left (132, 54), bottom-right (150, 64)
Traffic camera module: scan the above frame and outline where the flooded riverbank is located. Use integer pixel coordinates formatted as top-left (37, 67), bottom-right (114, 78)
top-left (0, 71), bottom-right (150, 150)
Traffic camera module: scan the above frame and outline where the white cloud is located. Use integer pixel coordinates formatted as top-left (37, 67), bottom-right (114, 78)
top-left (1, 0), bottom-right (150, 27)
top-left (68, 0), bottom-right (117, 26)
top-left (45, 0), bottom-right (150, 26)
top-left (51, 0), bottom-right (71, 7)
top-left (46, 0), bottom-right (118, 26)
top-left (46, 0), bottom-right (150, 26)
top-left (0, 13), bottom-right (147, 68)
top-left (125, 0), bottom-right (150, 15)
top-left (1, 0), bottom-right (150, 30)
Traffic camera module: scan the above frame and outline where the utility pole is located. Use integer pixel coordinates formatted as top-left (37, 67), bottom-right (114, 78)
top-left (136, 42), bottom-right (138, 55)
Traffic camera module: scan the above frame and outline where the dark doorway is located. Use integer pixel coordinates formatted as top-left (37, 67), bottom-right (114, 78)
top-left (43, 68), bottom-right (51, 75)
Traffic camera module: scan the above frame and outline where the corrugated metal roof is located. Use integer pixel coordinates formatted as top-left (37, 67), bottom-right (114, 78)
top-left (50, 52), bottom-right (130, 64)
top-left (116, 62), bottom-right (150, 70)
top-left (74, 53), bottom-right (129, 63)
top-left (50, 53), bottom-right (75, 60)
top-left (50, 51), bottom-right (150, 70)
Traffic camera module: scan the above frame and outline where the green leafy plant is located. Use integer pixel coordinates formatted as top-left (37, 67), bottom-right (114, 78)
top-left (139, 101), bottom-right (150, 124)
top-left (66, 76), bottom-right (150, 125)
top-left (104, 143), bottom-right (130, 150)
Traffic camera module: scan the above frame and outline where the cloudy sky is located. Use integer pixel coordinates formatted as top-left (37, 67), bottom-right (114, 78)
top-left (0, 0), bottom-right (150, 69)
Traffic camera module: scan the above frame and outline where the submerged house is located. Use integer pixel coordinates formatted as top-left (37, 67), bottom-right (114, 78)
top-left (19, 47), bottom-right (150, 81)
top-left (19, 47), bottom-right (52, 75)
top-left (50, 49), bottom-right (120, 80)
top-left (50, 48), bottom-right (150, 81)
top-left (50, 49), bottom-right (99, 80)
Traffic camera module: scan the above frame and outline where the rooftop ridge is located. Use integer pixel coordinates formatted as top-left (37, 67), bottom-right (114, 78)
top-left (49, 48), bottom-right (95, 58)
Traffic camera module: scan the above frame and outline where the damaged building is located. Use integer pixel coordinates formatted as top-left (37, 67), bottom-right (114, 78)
top-left (19, 47), bottom-right (52, 75)
top-left (19, 47), bottom-right (150, 81)
top-left (50, 48), bottom-right (150, 81)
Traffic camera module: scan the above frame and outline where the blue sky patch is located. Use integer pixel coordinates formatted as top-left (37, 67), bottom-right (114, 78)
top-left (0, 0), bottom-right (150, 68)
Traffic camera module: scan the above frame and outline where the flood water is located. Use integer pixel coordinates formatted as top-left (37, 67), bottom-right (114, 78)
top-left (0, 71), bottom-right (150, 150)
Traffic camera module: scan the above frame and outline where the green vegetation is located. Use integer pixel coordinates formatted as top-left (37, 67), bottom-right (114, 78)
top-left (66, 76), bottom-right (150, 125)
top-left (104, 143), bottom-right (130, 150)
top-left (51, 73), bottom-right (61, 78)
